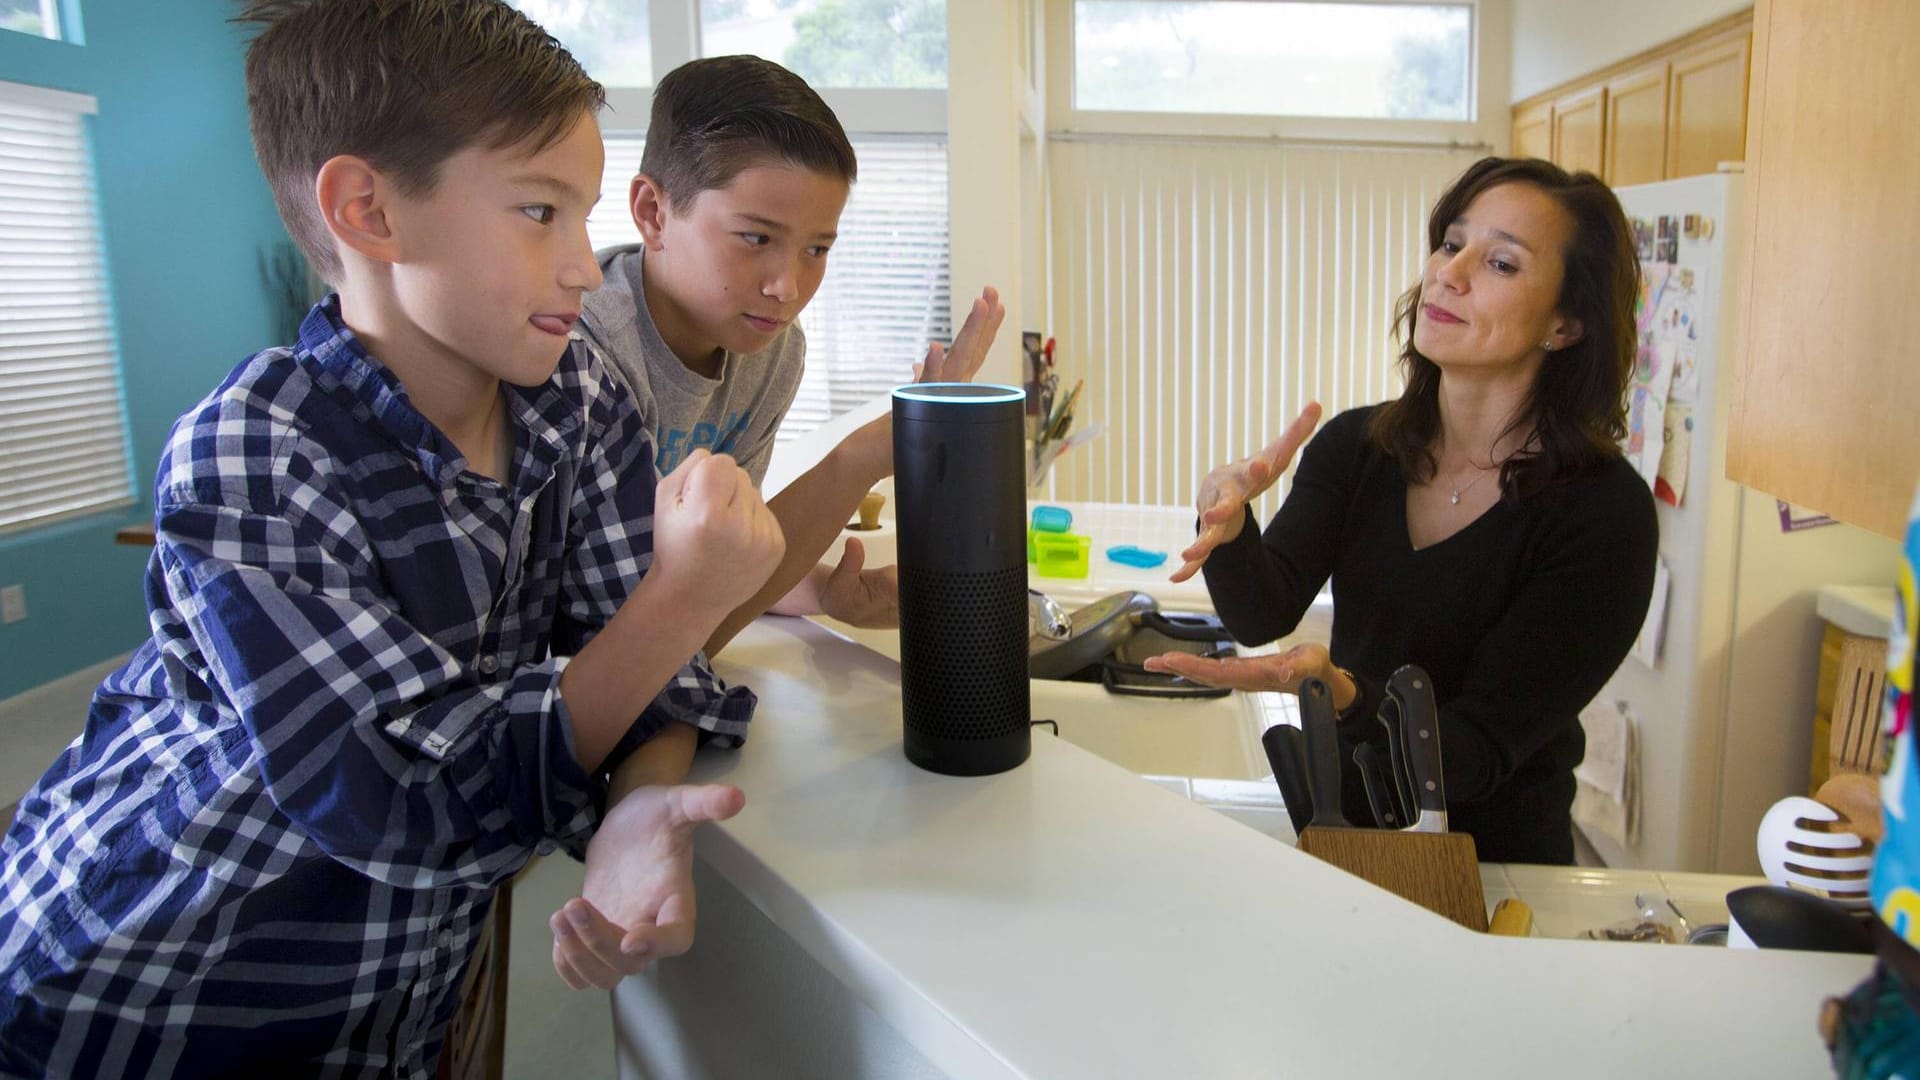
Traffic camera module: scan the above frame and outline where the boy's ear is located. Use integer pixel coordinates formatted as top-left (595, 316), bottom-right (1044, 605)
top-left (315, 154), bottom-right (401, 266)
top-left (630, 173), bottom-right (671, 249)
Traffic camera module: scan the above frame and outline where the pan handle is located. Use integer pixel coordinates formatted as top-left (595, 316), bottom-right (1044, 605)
top-left (1134, 610), bottom-right (1232, 642)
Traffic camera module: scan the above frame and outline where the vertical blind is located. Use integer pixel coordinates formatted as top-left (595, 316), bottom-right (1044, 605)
top-left (590, 134), bottom-right (951, 445)
top-left (1040, 138), bottom-right (1480, 516)
top-left (0, 81), bottom-right (133, 535)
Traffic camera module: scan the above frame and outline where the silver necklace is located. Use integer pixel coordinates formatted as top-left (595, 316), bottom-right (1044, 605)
top-left (1448, 463), bottom-right (1497, 505)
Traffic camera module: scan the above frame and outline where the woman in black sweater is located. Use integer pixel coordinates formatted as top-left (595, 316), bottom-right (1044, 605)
top-left (1146, 158), bottom-right (1657, 864)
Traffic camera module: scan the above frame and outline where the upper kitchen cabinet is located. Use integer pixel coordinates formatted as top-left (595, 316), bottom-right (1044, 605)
top-left (1728, 0), bottom-right (1920, 540)
top-left (1604, 62), bottom-right (1670, 188)
top-left (1510, 10), bottom-right (1752, 185)
top-left (1549, 85), bottom-right (1606, 177)
top-left (1666, 33), bottom-right (1751, 179)
top-left (1512, 98), bottom-right (1553, 163)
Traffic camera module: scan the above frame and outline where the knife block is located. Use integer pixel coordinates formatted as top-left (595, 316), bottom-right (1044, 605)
top-left (1297, 826), bottom-right (1488, 932)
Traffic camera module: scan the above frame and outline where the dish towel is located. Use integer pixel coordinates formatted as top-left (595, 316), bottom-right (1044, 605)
top-left (1573, 698), bottom-right (1641, 848)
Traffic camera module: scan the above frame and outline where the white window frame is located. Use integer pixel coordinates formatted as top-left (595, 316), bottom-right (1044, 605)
top-left (0, 79), bottom-right (135, 536)
top-left (596, 1), bottom-right (948, 137)
top-left (1045, 0), bottom-right (1505, 149)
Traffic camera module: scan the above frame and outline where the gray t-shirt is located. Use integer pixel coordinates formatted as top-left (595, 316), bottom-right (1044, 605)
top-left (578, 244), bottom-right (806, 484)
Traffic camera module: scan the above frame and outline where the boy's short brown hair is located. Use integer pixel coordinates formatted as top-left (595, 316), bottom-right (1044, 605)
top-left (640, 55), bottom-right (856, 210)
top-left (237, 0), bottom-right (605, 284)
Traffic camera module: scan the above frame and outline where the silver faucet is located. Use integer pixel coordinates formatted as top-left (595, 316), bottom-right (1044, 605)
top-left (1028, 589), bottom-right (1072, 640)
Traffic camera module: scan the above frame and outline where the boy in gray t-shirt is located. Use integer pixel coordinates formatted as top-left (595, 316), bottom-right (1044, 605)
top-left (578, 56), bottom-right (1002, 650)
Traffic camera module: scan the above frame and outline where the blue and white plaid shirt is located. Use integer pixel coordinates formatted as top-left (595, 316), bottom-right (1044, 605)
top-left (0, 297), bottom-right (754, 1078)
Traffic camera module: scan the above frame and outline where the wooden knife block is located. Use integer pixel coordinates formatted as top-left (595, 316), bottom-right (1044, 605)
top-left (1298, 825), bottom-right (1488, 932)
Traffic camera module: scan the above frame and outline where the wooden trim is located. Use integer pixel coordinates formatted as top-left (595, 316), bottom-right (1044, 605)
top-left (1725, 0), bottom-right (1770, 495)
top-left (1512, 7), bottom-right (1753, 114)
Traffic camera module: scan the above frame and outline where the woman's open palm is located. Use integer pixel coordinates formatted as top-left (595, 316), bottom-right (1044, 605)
top-left (1170, 403), bottom-right (1322, 583)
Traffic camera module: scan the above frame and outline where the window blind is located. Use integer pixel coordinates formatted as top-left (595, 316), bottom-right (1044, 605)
top-left (590, 134), bottom-right (951, 445)
top-left (0, 81), bottom-right (133, 535)
top-left (1041, 138), bottom-right (1481, 513)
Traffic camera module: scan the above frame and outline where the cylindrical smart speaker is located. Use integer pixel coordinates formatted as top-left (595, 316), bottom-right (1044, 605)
top-left (891, 383), bottom-right (1030, 776)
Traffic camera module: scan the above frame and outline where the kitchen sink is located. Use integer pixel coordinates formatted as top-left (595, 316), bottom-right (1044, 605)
top-left (1028, 677), bottom-right (1272, 782)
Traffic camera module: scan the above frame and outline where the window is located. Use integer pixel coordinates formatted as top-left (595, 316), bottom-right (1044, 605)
top-left (701, 0), bottom-right (947, 89)
top-left (516, 0), bottom-right (653, 88)
top-left (517, 0), bottom-right (954, 445)
top-left (1072, 1), bottom-right (1472, 121)
top-left (0, 81), bottom-right (134, 534)
top-left (0, 0), bottom-right (65, 41)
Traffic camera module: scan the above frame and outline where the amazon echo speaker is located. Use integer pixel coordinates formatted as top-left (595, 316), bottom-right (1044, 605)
top-left (892, 383), bottom-right (1030, 775)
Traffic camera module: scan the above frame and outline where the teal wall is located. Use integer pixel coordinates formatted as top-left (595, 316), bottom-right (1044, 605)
top-left (0, 3), bottom-right (288, 700)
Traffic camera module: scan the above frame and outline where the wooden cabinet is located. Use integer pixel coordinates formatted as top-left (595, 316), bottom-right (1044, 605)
top-left (1549, 85), bottom-right (1606, 176)
top-left (1728, 0), bottom-right (1920, 540)
top-left (1667, 34), bottom-right (1751, 178)
top-left (1512, 98), bottom-right (1552, 162)
top-left (1511, 11), bottom-right (1751, 184)
top-left (1604, 62), bottom-right (1669, 188)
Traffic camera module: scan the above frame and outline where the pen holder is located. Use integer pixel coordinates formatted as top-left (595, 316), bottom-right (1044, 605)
top-left (1032, 531), bottom-right (1091, 578)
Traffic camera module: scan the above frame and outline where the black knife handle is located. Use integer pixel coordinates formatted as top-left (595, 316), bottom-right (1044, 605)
top-left (1260, 723), bottom-right (1314, 836)
top-left (1298, 678), bottom-right (1350, 828)
top-left (1353, 742), bottom-right (1400, 829)
top-left (1376, 696), bottom-right (1416, 825)
top-left (1388, 665), bottom-right (1446, 818)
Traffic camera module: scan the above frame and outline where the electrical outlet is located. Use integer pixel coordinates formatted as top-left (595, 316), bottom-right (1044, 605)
top-left (1, 585), bottom-right (24, 624)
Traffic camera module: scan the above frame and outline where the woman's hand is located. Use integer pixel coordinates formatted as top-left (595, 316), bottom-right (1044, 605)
top-left (1170, 403), bottom-right (1323, 584)
top-left (1142, 641), bottom-right (1335, 694)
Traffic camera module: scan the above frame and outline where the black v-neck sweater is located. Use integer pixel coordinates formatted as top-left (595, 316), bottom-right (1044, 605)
top-left (1204, 405), bottom-right (1659, 864)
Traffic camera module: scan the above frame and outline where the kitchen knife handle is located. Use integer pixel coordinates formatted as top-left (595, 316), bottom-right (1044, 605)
top-left (1376, 696), bottom-right (1416, 826)
top-left (1298, 678), bottom-right (1350, 828)
top-left (1260, 723), bottom-right (1314, 837)
top-left (1388, 665), bottom-right (1447, 829)
top-left (1353, 742), bottom-right (1400, 829)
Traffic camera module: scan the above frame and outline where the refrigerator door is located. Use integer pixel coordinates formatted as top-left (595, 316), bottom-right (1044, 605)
top-left (1593, 171), bottom-right (1902, 874)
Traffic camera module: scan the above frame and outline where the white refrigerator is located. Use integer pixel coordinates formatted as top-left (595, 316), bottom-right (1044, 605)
top-left (1587, 169), bottom-right (1900, 875)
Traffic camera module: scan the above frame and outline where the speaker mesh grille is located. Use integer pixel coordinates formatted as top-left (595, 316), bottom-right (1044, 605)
top-left (898, 564), bottom-right (1029, 740)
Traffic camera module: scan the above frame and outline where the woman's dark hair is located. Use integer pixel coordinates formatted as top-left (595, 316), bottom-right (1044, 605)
top-left (1366, 156), bottom-right (1639, 498)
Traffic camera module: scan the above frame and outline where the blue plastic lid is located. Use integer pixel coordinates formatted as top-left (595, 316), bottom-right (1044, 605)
top-left (1031, 505), bottom-right (1073, 532)
top-left (1105, 544), bottom-right (1168, 569)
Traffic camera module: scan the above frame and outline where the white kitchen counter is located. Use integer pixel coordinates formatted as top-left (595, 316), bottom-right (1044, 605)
top-left (613, 613), bottom-right (1870, 1078)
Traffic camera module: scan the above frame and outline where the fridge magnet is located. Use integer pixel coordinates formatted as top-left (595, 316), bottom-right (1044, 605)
top-left (1683, 213), bottom-right (1700, 239)
top-left (1777, 501), bottom-right (1839, 532)
top-left (1631, 217), bottom-right (1655, 261)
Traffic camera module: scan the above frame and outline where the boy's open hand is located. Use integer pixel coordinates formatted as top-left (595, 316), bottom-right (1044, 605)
top-left (651, 449), bottom-right (785, 615)
top-left (817, 536), bottom-right (899, 628)
top-left (912, 286), bottom-right (1005, 384)
top-left (1170, 403), bottom-right (1322, 584)
top-left (550, 783), bottom-right (746, 990)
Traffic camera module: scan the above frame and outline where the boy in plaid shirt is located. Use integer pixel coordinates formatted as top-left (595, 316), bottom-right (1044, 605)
top-left (0, 2), bottom-right (782, 1074)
